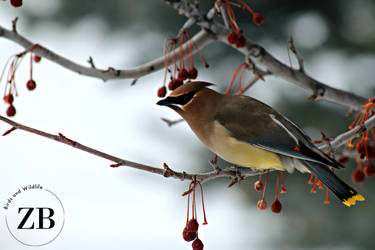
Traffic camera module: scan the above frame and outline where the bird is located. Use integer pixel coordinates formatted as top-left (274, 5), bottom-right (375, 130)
top-left (157, 81), bottom-right (365, 207)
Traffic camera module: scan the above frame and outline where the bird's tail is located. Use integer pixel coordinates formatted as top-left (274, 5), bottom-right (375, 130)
top-left (302, 160), bottom-right (365, 207)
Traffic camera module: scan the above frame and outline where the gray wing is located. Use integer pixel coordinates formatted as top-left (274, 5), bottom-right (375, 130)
top-left (215, 95), bottom-right (343, 168)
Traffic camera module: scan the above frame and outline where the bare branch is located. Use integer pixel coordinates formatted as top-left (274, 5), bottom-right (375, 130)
top-left (1, 110), bottom-right (374, 184)
top-left (0, 1), bottom-right (368, 110)
top-left (288, 35), bottom-right (305, 72)
top-left (0, 25), bottom-right (213, 82)
top-left (166, 0), bottom-right (367, 110)
top-left (161, 117), bottom-right (184, 127)
top-left (0, 115), bottom-right (262, 184)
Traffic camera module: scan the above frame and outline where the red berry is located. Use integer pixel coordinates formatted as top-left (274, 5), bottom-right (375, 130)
top-left (257, 199), bottom-right (267, 210)
top-left (186, 219), bottom-right (199, 233)
top-left (253, 13), bottom-right (264, 26)
top-left (182, 227), bottom-right (197, 242)
top-left (178, 68), bottom-right (188, 81)
top-left (3, 94), bottom-right (14, 105)
top-left (254, 180), bottom-right (263, 192)
top-left (168, 79), bottom-right (183, 90)
top-left (6, 105), bottom-right (16, 117)
top-left (27, 79), bottom-right (36, 91)
top-left (364, 163), bottom-right (375, 177)
top-left (192, 238), bottom-right (204, 250)
top-left (157, 86), bottom-right (167, 98)
top-left (352, 169), bottom-right (365, 183)
top-left (168, 79), bottom-right (176, 90)
top-left (188, 67), bottom-right (198, 79)
top-left (271, 199), bottom-right (282, 213)
top-left (10, 0), bottom-right (22, 7)
top-left (236, 35), bottom-right (246, 48)
top-left (227, 31), bottom-right (238, 45)
top-left (33, 55), bottom-right (41, 63)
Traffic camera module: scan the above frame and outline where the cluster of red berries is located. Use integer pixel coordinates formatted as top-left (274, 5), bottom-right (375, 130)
top-left (182, 219), bottom-right (204, 250)
top-left (345, 98), bottom-right (375, 182)
top-left (10, 0), bottom-right (22, 7)
top-left (254, 170), bottom-right (285, 213)
top-left (3, 94), bottom-right (16, 117)
top-left (158, 30), bottom-right (207, 98)
top-left (223, 0), bottom-right (264, 47)
top-left (181, 180), bottom-right (207, 250)
top-left (227, 31), bottom-right (246, 48)
top-left (2, 52), bottom-right (41, 117)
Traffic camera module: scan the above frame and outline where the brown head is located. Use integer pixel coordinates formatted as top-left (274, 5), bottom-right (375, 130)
top-left (157, 81), bottom-right (221, 120)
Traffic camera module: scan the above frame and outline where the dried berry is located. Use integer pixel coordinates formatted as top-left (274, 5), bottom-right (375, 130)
top-left (257, 199), bottom-right (267, 210)
top-left (10, 0), bottom-right (22, 7)
top-left (178, 68), bottom-right (188, 81)
top-left (168, 79), bottom-right (183, 90)
top-left (186, 219), bottom-right (199, 233)
top-left (364, 163), bottom-right (375, 177)
top-left (236, 35), bottom-right (246, 48)
top-left (188, 67), bottom-right (198, 79)
top-left (182, 227), bottom-right (197, 242)
top-left (271, 199), bottom-right (282, 213)
top-left (352, 169), bottom-right (365, 183)
top-left (3, 94), bottom-right (14, 105)
top-left (6, 105), bottom-right (16, 117)
top-left (157, 86), bottom-right (167, 98)
top-left (227, 31), bottom-right (238, 45)
top-left (254, 180), bottom-right (263, 192)
top-left (33, 55), bottom-right (41, 63)
top-left (192, 238), bottom-right (204, 250)
top-left (253, 13), bottom-right (265, 26)
top-left (26, 79), bottom-right (36, 91)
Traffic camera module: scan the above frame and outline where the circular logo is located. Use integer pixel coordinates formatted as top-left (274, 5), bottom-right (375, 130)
top-left (3, 184), bottom-right (65, 246)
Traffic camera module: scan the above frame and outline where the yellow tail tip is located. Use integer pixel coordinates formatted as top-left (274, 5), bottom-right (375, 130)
top-left (342, 194), bottom-right (365, 207)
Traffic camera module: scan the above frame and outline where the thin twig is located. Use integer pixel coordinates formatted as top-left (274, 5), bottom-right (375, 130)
top-left (0, 115), bottom-right (262, 184)
top-left (288, 35), bottom-right (304, 72)
top-left (161, 118), bottom-right (184, 127)
top-left (0, 25), bottom-right (213, 82)
top-left (1, 112), bottom-right (374, 184)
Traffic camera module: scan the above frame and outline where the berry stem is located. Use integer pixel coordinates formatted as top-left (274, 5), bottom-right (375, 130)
top-left (261, 170), bottom-right (269, 200)
top-left (30, 52), bottom-right (33, 80)
top-left (225, 63), bottom-right (246, 94)
top-left (179, 31), bottom-right (185, 71)
top-left (275, 171), bottom-right (280, 200)
top-left (324, 186), bottom-right (330, 204)
top-left (198, 182), bottom-right (208, 225)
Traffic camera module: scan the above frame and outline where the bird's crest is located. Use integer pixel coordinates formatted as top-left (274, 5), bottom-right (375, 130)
top-left (169, 81), bottom-right (214, 97)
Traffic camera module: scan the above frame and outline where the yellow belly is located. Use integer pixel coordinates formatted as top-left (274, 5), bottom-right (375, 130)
top-left (208, 121), bottom-right (284, 170)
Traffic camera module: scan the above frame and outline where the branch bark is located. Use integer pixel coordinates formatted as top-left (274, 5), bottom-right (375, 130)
top-left (0, 25), bottom-right (213, 82)
top-left (0, 1), bottom-right (368, 110)
top-left (165, 0), bottom-right (367, 110)
top-left (0, 114), bottom-right (371, 184)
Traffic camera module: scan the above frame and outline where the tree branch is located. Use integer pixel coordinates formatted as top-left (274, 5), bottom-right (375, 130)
top-left (0, 115), bottom-right (263, 184)
top-left (0, 113), bottom-right (372, 184)
top-left (0, 25), bottom-right (213, 82)
top-left (0, 1), bottom-right (368, 110)
top-left (165, 0), bottom-right (368, 110)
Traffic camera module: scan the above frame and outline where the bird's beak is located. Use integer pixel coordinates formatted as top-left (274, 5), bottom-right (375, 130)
top-left (157, 98), bottom-right (170, 106)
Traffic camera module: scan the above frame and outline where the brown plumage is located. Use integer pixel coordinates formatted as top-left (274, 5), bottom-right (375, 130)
top-left (157, 81), bottom-right (364, 206)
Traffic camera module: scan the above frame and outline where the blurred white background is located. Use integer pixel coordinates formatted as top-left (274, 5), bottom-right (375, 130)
top-left (1, 1), bottom-right (375, 250)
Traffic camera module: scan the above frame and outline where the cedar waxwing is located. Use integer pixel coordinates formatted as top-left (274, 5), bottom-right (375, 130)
top-left (157, 81), bottom-right (365, 206)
